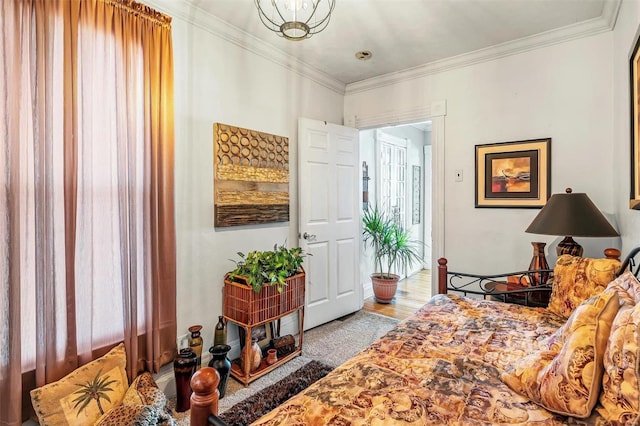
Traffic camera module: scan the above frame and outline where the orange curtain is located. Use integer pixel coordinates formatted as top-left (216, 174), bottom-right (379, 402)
top-left (0, 0), bottom-right (176, 423)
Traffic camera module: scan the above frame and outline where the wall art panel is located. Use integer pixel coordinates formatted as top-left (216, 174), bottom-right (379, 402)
top-left (213, 123), bottom-right (289, 227)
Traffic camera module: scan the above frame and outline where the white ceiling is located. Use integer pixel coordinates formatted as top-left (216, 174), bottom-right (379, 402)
top-left (150, 0), bottom-right (618, 88)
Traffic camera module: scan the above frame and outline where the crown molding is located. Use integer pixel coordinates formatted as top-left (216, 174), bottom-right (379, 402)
top-left (602, 0), bottom-right (623, 30)
top-left (146, 0), bottom-right (620, 99)
top-left (345, 0), bottom-right (622, 96)
top-left (146, 0), bottom-right (346, 96)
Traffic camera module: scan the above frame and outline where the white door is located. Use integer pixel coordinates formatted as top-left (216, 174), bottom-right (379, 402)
top-left (298, 118), bottom-right (361, 330)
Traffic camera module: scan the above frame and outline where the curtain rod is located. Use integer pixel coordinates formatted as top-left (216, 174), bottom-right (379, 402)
top-left (104, 0), bottom-right (172, 28)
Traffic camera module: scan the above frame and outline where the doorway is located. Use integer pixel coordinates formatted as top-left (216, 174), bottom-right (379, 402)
top-left (359, 121), bottom-right (433, 300)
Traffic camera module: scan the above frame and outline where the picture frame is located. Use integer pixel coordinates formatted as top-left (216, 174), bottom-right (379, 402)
top-left (630, 30), bottom-right (640, 209)
top-left (238, 322), bottom-right (274, 351)
top-left (412, 165), bottom-right (421, 224)
top-left (475, 138), bottom-right (551, 208)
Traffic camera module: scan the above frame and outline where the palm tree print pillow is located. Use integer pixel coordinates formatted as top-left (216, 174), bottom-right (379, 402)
top-left (30, 343), bottom-right (128, 425)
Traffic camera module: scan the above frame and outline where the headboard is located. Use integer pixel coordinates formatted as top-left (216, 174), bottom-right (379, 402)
top-left (617, 246), bottom-right (640, 279)
top-left (437, 247), bottom-right (640, 307)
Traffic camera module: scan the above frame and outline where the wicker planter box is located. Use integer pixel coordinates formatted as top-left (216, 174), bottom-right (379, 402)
top-left (223, 269), bottom-right (305, 327)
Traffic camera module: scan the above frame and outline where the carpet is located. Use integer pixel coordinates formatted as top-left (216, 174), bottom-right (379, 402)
top-left (218, 360), bottom-right (333, 426)
top-left (170, 310), bottom-right (400, 425)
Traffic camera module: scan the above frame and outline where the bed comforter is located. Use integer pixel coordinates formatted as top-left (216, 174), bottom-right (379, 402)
top-left (253, 294), bottom-right (608, 425)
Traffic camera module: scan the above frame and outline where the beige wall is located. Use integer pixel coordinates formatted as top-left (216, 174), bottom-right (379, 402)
top-left (156, 0), bottom-right (640, 350)
top-left (346, 31), bottom-right (617, 274)
top-left (169, 15), bottom-right (344, 355)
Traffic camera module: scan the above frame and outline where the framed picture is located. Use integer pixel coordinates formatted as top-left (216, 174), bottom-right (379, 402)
top-left (630, 31), bottom-right (640, 209)
top-left (238, 322), bottom-right (274, 351)
top-left (412, 165), bottom-right (421, 224)
top-left (475, 138), bottom-right (551, 208)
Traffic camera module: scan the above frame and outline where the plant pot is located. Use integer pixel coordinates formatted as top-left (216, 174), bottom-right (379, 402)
top-left (223, 270), bottom-right (305, 326)
top-left (371, 273), bottom-right (400, 304)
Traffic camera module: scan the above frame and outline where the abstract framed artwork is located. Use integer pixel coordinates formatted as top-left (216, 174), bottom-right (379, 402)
top-left (630, 31), bottom-right (640, 209)
top-left (213, 123), bottom-right (289, 226)
top-left (475, 138), bottom-right (551, 208)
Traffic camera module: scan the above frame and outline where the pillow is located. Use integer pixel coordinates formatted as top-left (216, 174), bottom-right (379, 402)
top-left (93, 405), bottom-right (160, 426)
top-left (30, 343), bottom-right (128, 426)
top-left (121, 372), bottom-right (166, 406)
top-left (95, 372), bottom-right (175, 426)
top-left (597, 294), bottom-right (640, 424)
top-left (606, 271), bottom-right (640, 307)
top-left (547, 255), bottom-right (620, 318)
top-left (502, 288), bottom-right (619, 418)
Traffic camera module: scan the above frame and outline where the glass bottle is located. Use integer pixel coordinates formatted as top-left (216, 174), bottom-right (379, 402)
top-left (188, 325), bottom-right (203, 369)
top-left (214, 315), bottom-right (226, 346)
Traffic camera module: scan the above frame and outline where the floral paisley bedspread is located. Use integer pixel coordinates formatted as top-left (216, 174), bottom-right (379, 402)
top-left (253, 294), bottom-right (609, 425)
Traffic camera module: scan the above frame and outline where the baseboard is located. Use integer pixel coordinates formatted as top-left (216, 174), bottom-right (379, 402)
top-left (363, 281), bottom-right (373, 299)
top-left (154, 362), bottom-right (177, 398)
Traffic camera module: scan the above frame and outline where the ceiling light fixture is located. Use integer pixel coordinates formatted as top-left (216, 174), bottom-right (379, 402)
top-left (255, 0), bottom-right (336, 41)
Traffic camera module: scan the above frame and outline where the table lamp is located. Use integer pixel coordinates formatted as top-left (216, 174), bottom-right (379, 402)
top-left (525, 188), bottom-right (619, 257)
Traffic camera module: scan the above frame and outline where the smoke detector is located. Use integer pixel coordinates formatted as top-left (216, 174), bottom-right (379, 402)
top-left (355, 50), bottom-right (372, 61)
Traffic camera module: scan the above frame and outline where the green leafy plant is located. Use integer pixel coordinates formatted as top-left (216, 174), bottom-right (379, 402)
top-left (228, 244), bottom-right (307, 293)
top-left (362, 205), bottom-right (421, 279)
top-left (71, 369), bottom-right (117, 416)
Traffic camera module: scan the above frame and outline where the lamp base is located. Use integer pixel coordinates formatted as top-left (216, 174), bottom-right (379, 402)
top-left (556, 236), bottom-right (583, 257)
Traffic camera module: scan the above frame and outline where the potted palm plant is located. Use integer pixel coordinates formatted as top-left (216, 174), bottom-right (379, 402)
top-left (362, 206), bottom-right (422, 303)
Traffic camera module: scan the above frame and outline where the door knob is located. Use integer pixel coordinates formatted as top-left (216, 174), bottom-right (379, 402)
top-left (303, 232), bottom-right (316, 241)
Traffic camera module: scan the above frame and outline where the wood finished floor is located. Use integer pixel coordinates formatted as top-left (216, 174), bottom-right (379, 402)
top-left (363, 269), bottom-right (432, 320)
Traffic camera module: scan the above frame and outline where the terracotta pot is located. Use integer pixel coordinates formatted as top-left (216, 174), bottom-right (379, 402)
top-left (371, 273), bottom-right (400, 304)
top-left (266, 348), bottom-right (278, 365)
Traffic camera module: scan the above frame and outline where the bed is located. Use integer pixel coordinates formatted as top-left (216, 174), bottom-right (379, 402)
top-left (194, 247), bottom-right (640, 425)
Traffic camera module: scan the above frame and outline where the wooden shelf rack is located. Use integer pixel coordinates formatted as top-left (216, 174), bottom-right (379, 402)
top-left (223, 270), bottom-right (305, 386)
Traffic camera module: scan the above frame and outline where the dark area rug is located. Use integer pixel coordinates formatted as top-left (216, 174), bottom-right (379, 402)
top-left (218, 360), bottom-right (333, 426)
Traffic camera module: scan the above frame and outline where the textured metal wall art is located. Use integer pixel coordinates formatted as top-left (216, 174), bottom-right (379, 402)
top-left (213, 123), bottom-right (289, 227)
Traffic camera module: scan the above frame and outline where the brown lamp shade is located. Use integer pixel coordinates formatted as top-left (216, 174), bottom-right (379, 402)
top-left (525, 188), bottom-right (619, 238)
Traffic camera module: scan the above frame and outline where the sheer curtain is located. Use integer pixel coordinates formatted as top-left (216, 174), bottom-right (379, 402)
top-left (0, 1), bottom-right (176, 423)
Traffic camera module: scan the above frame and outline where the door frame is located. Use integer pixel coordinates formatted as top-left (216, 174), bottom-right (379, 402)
top-left (345, 100), bottom-right (446, 295)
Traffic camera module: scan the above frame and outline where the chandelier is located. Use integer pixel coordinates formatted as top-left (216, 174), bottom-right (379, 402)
top-left (254, 0), bottom-right (336, 41)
